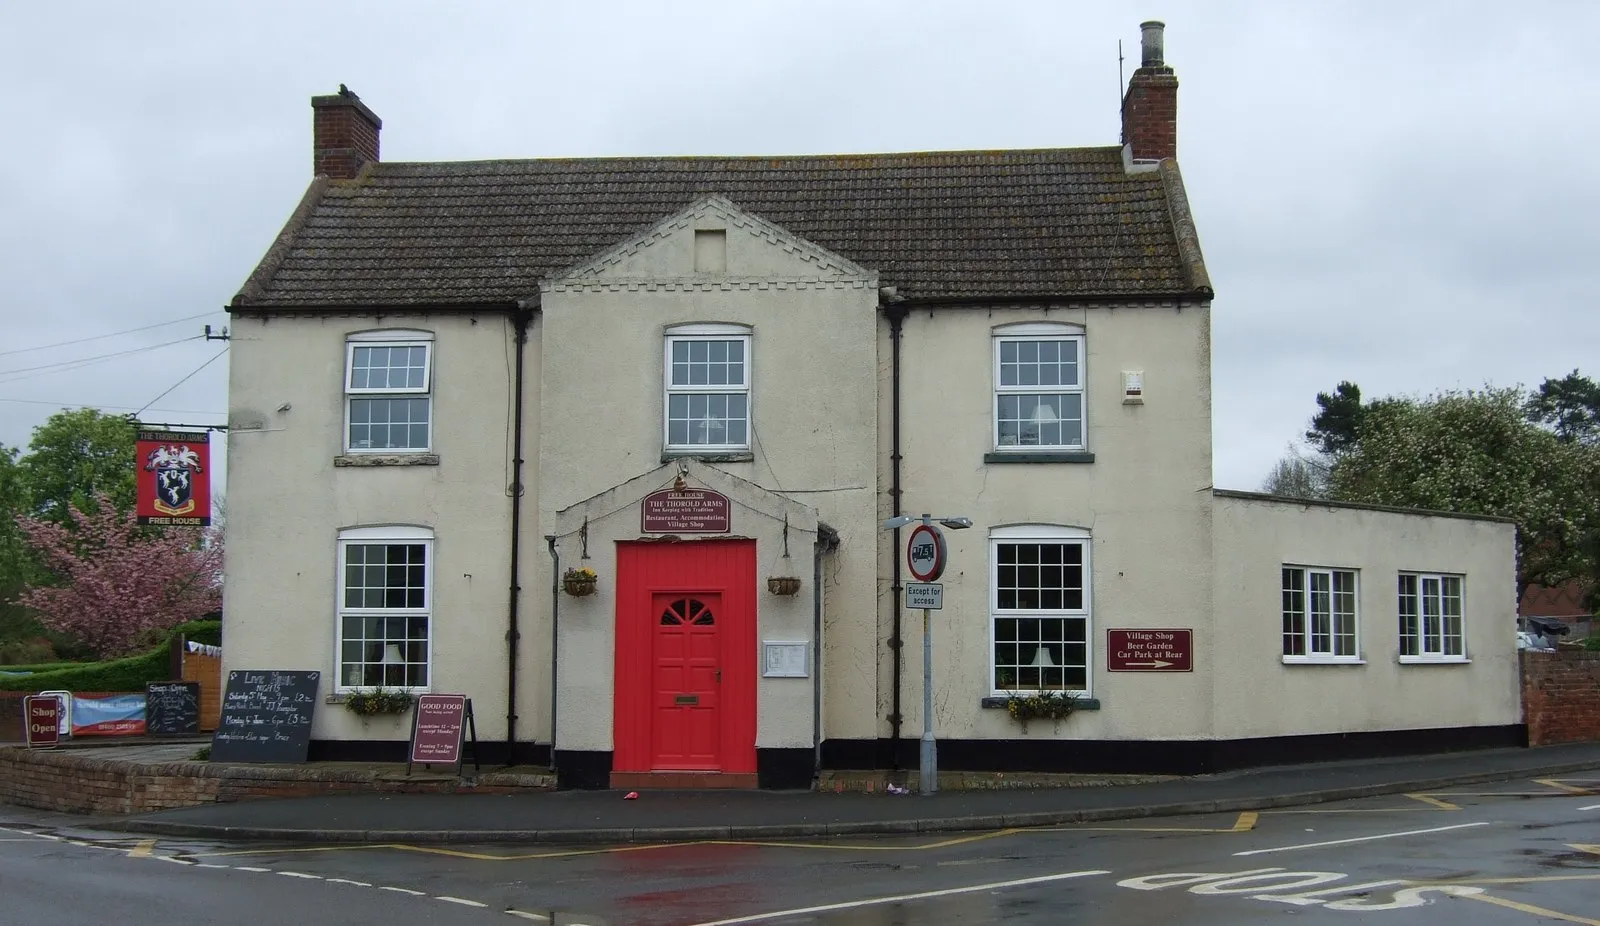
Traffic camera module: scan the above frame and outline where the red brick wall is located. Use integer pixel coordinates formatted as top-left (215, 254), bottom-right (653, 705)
top-left (1121, 67), bottom-right (1179, 162)
top-left (311, 99), bottom-right (380, 179)
top-left (0, 746), bottom-right (551, 815)
top-left (1522, 650), bottom-right (1600, 745)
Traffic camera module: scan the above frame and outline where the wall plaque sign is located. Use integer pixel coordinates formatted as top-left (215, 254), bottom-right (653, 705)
top-left (641, 488), bottom-right (731, 533)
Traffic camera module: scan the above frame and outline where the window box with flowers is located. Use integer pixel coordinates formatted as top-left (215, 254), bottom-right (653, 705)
top-left (563, 566), bottom-right (598, 597)
top-left (342, 686), bottom-right (415, 718)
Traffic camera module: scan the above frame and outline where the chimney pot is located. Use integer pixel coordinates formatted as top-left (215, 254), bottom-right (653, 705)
top-left (310, 86), bottom-right (382, 180)
top-left (1140, 20), bottom-right (1165, 68)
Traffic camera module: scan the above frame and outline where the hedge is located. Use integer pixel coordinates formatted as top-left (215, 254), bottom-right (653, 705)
top-left (0, 620), bottom-right (220, 693)
top-left (0, 661), bottom-right (87, 674)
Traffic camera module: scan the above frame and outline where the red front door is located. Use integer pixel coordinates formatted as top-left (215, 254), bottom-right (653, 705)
top-left (651, 594), bottom-right (721, 769)
top-left (615, 540), bottom-right (756, 775)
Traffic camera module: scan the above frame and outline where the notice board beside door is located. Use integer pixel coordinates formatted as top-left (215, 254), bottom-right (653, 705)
top-left (209, 670), bottom-right (319, 763)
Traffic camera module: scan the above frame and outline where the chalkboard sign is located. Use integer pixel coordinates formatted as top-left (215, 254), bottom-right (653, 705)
top-left (145, 681), bottom-right (200, 735)
top-left (209, 669), bottom-right (320, 763)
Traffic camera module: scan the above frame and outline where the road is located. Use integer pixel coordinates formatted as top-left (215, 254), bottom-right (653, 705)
top-left (1, 775), bottom-right (1596, 925)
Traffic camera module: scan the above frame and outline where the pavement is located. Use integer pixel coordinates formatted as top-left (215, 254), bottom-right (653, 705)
top-left (107, 741), bottom-right (1600, 844)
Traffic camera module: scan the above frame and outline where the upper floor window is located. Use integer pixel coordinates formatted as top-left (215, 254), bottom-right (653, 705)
top-left (337, 525), bottom-right (432, 691)
top-left (993, 323), bottom-right (1085, 451)
top-left (990, 525), bottom-right (1092, 696)
top-left (1282, 566), bottom-right (1360, 662)
top-left (345, 330), bottom-right (433, 453)
top-left (1398, 572), bottom-right (1466, 662)
top-left (665, 324), bottom-right (751, 451)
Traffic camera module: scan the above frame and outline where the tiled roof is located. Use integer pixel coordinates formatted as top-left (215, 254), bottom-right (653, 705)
top-left (234, 147), bottom-right (1211, 308)
top-left (1520, 580), bottom-right (1594, 618)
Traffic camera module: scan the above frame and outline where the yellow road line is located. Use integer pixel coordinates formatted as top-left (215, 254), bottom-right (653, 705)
top-left (1262, 808), bottom-right (1434, 814)
top-left (1570, 844), bottom-right (1600, 856)
top-left (1424, 874), bottom-right (1600, 887)
top-left (186, 813), bottom-right (1253, 863)
top-left (128, 839), bottom-right (157, 858)
top-left (1536, 778), bottom-right (1594, 795)
top-left (1406, 793), bottom-right (1461, 811)
top-left (194, 844), bottom-right (406, 858)
top-left (1460, 891), bottom-right (1600, 926)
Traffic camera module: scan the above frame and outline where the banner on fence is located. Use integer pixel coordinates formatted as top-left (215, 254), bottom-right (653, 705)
top-left (70, 693), bottom-right (147, 736)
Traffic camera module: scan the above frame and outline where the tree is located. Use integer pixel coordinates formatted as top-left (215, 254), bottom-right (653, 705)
top-left (18, 408), bottom-right (137, 521)
top-left (1525, 369), bottom-right (1600, 446)
top-left (0, 445), bottom-right (35, 647)
top-left (15, 497), bottom-right (221, 658)
top-left (1305, 381), bottom-right (1366, 456)
top-left (1328, 387), bottom-right (1600, 598)
top-left (1261, 446), bottom-right (1329, 499)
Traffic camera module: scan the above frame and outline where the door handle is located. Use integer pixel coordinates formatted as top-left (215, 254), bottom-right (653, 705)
top-left (716, 669), bottom-right (722, 684)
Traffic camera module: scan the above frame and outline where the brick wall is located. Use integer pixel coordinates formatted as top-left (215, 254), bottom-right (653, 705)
top-left (0, 746), bottom-right (553, 815)
top-left (1522, 650), bottom-right (1600, 745)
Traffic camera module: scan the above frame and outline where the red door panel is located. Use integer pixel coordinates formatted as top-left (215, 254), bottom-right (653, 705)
top-left (652, 594), bottom-right (721, 769)
top-left (614, 540), bottom-right (756, 775)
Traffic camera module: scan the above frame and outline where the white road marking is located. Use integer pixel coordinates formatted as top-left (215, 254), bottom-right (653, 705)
top-left (194, 864), bottom-right (230, 869)
top-left (683, 869), bottom-right (1111, 926)
top-left (1581, 804), bottom-right (1600, 811)
top-left (380, 886), bottom-right (428, 896)
top-left (233, 866), bottom-right (271, 873)
top-left (326, 878), bottom-right (373, 887)
top-left (159, 857), bottom-right (195, 866)
top-left (1233, 821), bottom-right (1491, 856)
top-left (505, 913), bottom-right (551, 922)
top-left (278, 871), bottom-right (322, 879)
top-left (437, 896), bottom-right (488, 908)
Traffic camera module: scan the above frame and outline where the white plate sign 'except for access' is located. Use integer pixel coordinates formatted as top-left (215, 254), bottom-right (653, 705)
top-left (906, 582), bottom-right (943, 609)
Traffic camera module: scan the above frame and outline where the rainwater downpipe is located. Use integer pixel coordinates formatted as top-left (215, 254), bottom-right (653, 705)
top-left (546, 534), bottom-right (560, 777)
top-left (505, 300), bottom-right (534, 764)
top-left (811, 525), bottom-right (839, 785)
top-left (884, 299), bottom-right (908, 767)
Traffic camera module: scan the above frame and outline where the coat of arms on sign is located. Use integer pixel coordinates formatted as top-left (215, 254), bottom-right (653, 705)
top-left (144, 443), bottom-right (204, 516)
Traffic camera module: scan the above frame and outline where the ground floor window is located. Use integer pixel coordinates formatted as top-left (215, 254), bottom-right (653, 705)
top-left (1398, 572), bottom-right (1465, 661)
top-left (990, 525), bottom-right (1090, 694)
top-left (1281, 566), bottom-right (1359, 661)
top-left (337, 526), bottom-right (432, 690)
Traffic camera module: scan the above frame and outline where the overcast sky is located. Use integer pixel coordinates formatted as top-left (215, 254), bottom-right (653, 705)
top-left (3, 1), bottom-right (1597, 493)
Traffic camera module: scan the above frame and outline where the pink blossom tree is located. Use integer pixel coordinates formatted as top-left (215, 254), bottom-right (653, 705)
top-left (16, 496), bottom-right (221, 658)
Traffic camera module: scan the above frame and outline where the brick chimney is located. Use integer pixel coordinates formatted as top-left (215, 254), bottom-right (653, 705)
top-left (1121, 21), bottom-right (1178, 162)
top-left (311, 85), bottom-right (382, 180)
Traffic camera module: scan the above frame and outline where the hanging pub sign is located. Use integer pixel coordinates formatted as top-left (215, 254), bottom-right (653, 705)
top-left (641, 487), bottom-right (731, 533)
top-left (135, 429), bottom-right (212, 526)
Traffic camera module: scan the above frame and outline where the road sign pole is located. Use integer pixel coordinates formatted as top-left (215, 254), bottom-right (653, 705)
top-left (921, 606), bottom-right (937, 795)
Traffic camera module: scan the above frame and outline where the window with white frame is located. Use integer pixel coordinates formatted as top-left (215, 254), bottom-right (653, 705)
top-left (1281, 566), bottom-right (1359, 660)
top-left (991, 526), bottom-right (1090, 693)
top-left (993, 323), bottom-right (1085, 450)
top-left (1398, 572), bottom-right (1465, 661)
top-left (665, 324), bottom-right (751, 451)
top-left (337, 526), bottom-right (432, 690)
top-left (345, 330), bottom-right (433, 452)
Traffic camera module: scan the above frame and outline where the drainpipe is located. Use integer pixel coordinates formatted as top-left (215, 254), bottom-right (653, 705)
top-left (812, 524), bottom-right (840, 786)
top-left (883, 296), bottom-right (908, 768)
top-left (546, 534), bottom-right (560, 776)
top-left (505, 300), bottom-right (535, 763)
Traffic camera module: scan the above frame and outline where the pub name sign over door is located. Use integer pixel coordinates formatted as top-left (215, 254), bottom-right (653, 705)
top-left (642, 488), bottom-right (731, 533)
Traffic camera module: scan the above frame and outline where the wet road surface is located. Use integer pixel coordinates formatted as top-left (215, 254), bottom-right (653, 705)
top-left (2, 775), bottom-right (1596, 925)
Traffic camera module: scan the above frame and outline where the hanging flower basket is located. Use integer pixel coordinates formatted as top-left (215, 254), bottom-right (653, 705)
top-left (767, 576), bottom-right (802, 596)
top-left (563, 567), bottom-right (598, 597)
